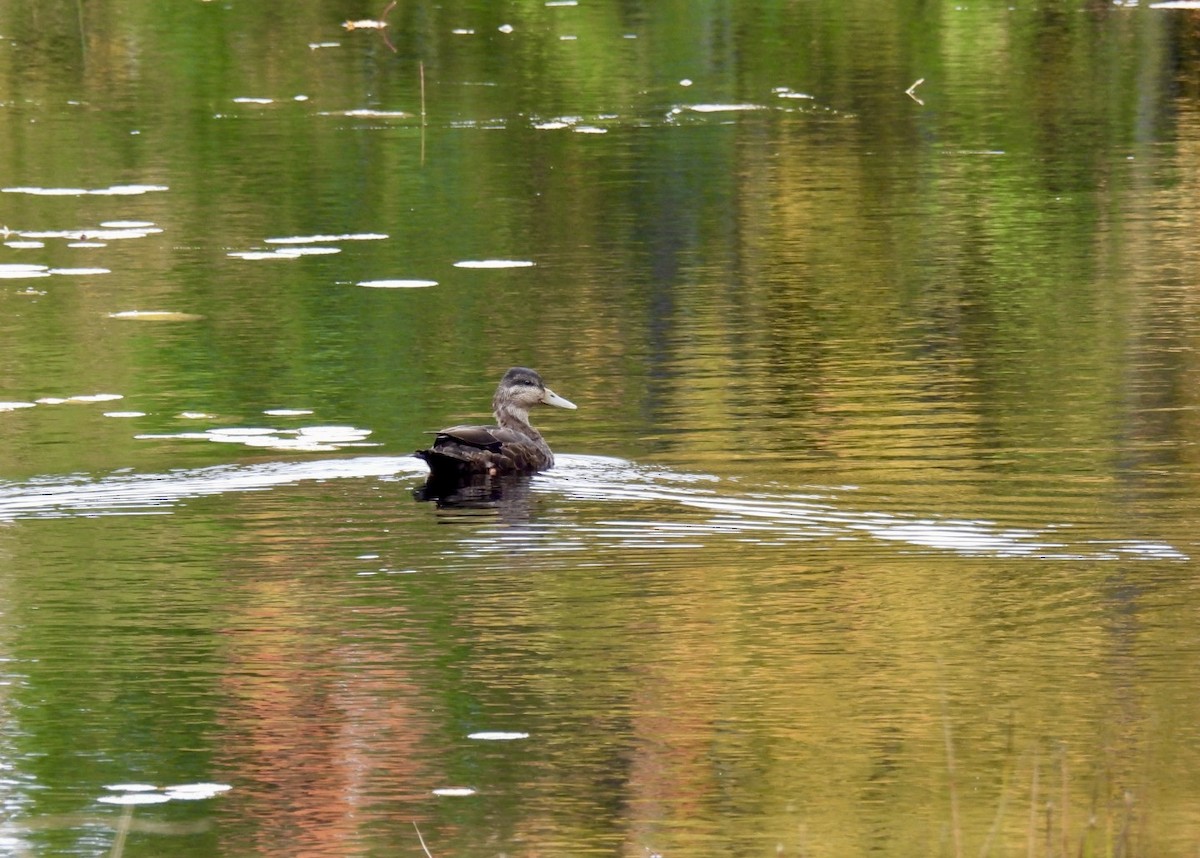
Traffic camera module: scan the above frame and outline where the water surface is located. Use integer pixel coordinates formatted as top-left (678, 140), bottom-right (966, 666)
top-left (2, 1), bottom-right (1200, 856)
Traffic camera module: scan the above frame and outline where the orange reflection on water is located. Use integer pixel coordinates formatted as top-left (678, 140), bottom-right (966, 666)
top-left (211, 552), bottom-right (434, 856)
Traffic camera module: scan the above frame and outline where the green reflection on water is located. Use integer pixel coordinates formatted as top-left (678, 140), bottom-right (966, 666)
top-left (1, 0), bottom-right (1200, 855)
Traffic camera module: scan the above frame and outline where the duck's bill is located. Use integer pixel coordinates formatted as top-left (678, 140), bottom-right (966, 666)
top-left (541, 387), bottom-right (577, 410)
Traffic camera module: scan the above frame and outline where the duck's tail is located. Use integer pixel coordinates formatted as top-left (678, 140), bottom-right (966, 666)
top-left (415, 448), bottom-right (488, 481)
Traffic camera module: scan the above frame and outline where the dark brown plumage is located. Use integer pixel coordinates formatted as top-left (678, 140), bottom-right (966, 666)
top-left (415, 367), bottom-right (576, 481)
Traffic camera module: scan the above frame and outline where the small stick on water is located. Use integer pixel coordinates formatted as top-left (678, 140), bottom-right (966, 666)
top-left (1117, 790), bottom-right (1134, 857)
top-left (1027, 752), bottom-right (1040, 858)
top-left (419, 60), bottom-right (427, 165)
top-left (109, 805), bottom-right (134, 858)
top-left (941, 690), bottom-right (963, 858)
top-left (413, 821), bottom-right (434, 858)
top-left (1060, 745), bottom-right (1069, 858)
top-left (380, 0), bottom-right (398, 53)
top-left (905, 77), bottom-right (926, 105)
top-left (978, 753), bottom-right (1014, 858)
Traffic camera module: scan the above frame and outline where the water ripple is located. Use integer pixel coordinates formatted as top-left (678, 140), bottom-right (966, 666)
top-left (0, 458), bottom-right (416, 519)
top-left (0, 455), bottom-right (1183, 562)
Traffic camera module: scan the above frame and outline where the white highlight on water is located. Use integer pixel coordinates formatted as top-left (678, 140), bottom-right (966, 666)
top-left (453, 259), bottom-right (535, 269)
top-left (358, 279), bottom-right (438, 288)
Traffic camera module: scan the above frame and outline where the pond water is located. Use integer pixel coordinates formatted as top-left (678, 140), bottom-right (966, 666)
top-left (3, 1), bottom-right (1200, 856)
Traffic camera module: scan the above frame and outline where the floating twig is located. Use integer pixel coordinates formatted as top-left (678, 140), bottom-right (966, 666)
top-left (1027, 752), bottom-right (1039, 858)
top-left (419, 60), bottom-right (427, 165)
top-left (109, 805), bottom-right (134, 858)
top-left (978, 752), bottom-right (1014, 858)
top-left (413, 821), bottom-right (434, 858)
top-left (905, 77), bottom-right (926, 105)
top-left (1060, 745), bottom-right (1070, 858)
top-left (344, 1), bottom-right (397, 53)
top-left (381, 1), bottom-right (398, 53)
top-left (940, 689), bottom-right (963, 858)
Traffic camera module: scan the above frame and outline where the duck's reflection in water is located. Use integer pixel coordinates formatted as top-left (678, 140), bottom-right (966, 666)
top-left (413, 472), bottom-right (537, 523)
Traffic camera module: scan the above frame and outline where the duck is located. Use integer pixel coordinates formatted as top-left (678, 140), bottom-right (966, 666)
top-left (415, 367), bottom-right (577, 481)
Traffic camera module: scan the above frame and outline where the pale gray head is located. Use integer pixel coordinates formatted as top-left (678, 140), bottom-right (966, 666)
top-left (492, 367), bottom-right (577, 422)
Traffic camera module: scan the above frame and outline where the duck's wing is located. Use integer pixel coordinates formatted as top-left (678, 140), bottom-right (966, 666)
top-left (432, 424), bottom-right (530, 451)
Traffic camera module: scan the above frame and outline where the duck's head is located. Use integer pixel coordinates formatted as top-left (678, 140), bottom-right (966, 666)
top-left (493, 367), bottom-right (577, 415)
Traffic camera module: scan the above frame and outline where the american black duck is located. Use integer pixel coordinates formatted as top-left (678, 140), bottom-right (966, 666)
top-left (415, 367), bottom-right (576, 481)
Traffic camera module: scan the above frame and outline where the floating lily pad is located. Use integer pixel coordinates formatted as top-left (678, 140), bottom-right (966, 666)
top-left (98, 781), bottom-right (231, 805)
top-left (207, 427), bottom-right (278, 437)
top-left (338, 109), bottom-right (410, 118)
top-left (686, 103), bottom-right (765, 112)
top-left (242, 437), bottom-right (340, 452)
top-left (772, 87), bottom-right (814, 100)
top-left (453, 259), bottom-right (536, 269)
top-left (68, 394), bottom-right (124, 403)
top-left (297, 426), bottom-right (373, 441)
top-left (92, 184), bottom-right (169, 195)
top-left (21, 227), bottom-right (162, 241)
top-left (108, 310), bottom-right (203, 322)
top-left (264, 233), bottom-right (388, 244)
top-left (136, 432), bottom-right (211, 441)
top-left (2, 186), bottom-right (88, 196)
top-left (99, 793), bottom-right (172, 806)
top-left (0, 264), bottom-right (50, 279)
top-left (358, 279), bottom-right (438, 288)
top-left (227, 250), bottom-right (298, 260)
top-left (0, 270), bottom-right (50, 280)
top-left (4, 184), bottom-right (168, 196)
top-left (467, 731), bottom-right (530, 741)
top-left (229, 247), bottom-right (342, 260)
top-left (139, 423), bottom-right (376, 452)
top-left (162, 782), bottom-right (232, 800)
